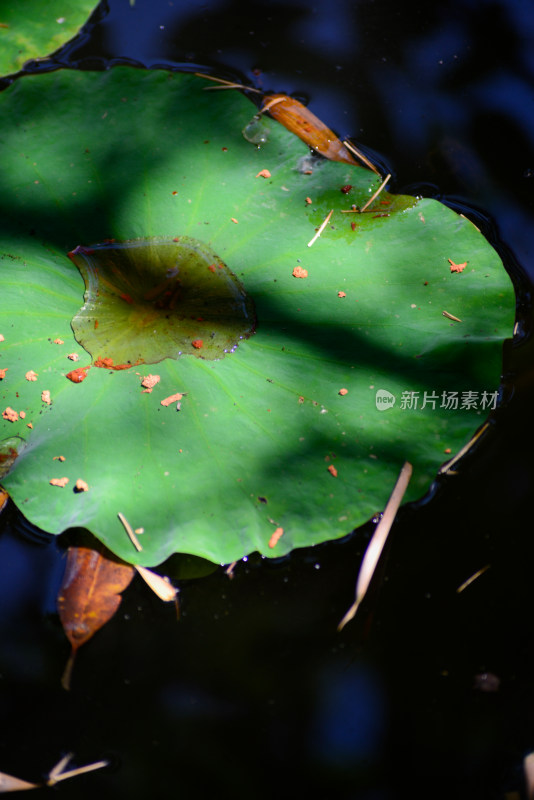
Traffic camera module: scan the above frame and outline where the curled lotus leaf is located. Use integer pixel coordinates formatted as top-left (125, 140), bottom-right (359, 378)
top-left (69, 237), bottom-right (256, 366)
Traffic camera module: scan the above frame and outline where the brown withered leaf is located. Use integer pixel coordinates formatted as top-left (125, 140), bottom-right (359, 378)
top-left (58, 545), bottom-right (135, 690)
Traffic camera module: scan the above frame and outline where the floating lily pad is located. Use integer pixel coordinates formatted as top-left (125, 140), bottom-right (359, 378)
top-left (0, 1), bottom-right (96, 78)
top-left (0, 68), bottom-right (514, 565)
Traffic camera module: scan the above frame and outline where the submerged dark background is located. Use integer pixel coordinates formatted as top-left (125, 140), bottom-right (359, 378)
top-left (1, 0), bottom-right (534, 798)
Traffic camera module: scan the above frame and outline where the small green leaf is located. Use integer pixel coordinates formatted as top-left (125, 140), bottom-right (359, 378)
top-left (0, 1), bottom-right (97, 78)
top-left (69, 237), bottom-right (255, 365)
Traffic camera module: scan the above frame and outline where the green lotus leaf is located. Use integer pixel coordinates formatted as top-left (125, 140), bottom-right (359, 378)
top-left (0, 67), bottom-right (514, 565)
top-left (0, 1), bottom-right (97, 78)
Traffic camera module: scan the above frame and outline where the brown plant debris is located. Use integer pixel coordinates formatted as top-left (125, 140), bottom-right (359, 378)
top-left (161, 392), bottom-right (184, 407)
top-left (140, 374), bottom-right (160, 393)
top-left (338, 461), bottom-right (413, 630)
top-left (135, 565), bottom-right (178, 602)
top-left (118, 511), bottom-right (143, 552)
top-left (268, 527), bottom-right (284, 548)
top-left (448, 258), bottom-right (467, 273)
top-left (50, 477), bottom-right (69, 487)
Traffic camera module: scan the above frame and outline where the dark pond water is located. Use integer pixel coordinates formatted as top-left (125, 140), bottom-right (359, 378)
top-left (1, 1), bottom-right (534, 797)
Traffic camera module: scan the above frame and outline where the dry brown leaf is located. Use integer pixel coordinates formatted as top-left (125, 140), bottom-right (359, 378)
top-left (57, 545), bottom-right (135, 689)
top-left (261, 95), bottom-right (376, 170)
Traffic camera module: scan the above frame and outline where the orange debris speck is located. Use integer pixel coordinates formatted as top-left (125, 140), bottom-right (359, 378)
top-left (338, 388), bottom-right (348, 396)
top-left (2, 407), bottom-right (18, 422)
top-left (74, 479), bottom-right (89, 492)
top-left (448, 258), bottom-right (467, 273)
top-left (19, 411), bottom-right (26, 419)
top-left (305, 197), bottom-right (312, 204)
top-left (268, 527), bottom-right (284, 549)
top-left (327, 464), bottom-right (338, 478)
top-left (41, 390), bottom-right (51, 405)
top-left (50, 477), bottom-right (69, 488)
top-left (140, 374), bottom-right (160, 393)
top-left (25, 370), bottom-right (38, 381)
top-left (298, 396), bottom-right (305, 404)
top-left (94, 357), bottom-right (114, 368)
top-left (67, 353), bottom-right (80, 361)
top-left (161, 393), bottom-right (184, 407)
top-left (53, 338), bottom-right (64, 345)
top-left (27, 422), bottom-right (33, 429)
top-left (66, 367), bottom-right (89, 383)
top-left (53, 455), bottom-right (66, 462)
top-left (255, 169), bottom-right (271, 178)
top-left (208, 264), bottom-right (217, 273)
top-left (444, 447), bottom-right (452, 454)
top-left (337, 291), bottom-right (346, 298)
top-left (192, 339), bottom-right (203, 349)
top-left (231, 217), bottom-right (239, 224)
top-left (0, 368), bottom-right (8, 379)
top-left (0, 334), bottom-right (4, 342)
top-left (292, 266), bottom-right (308, 279)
